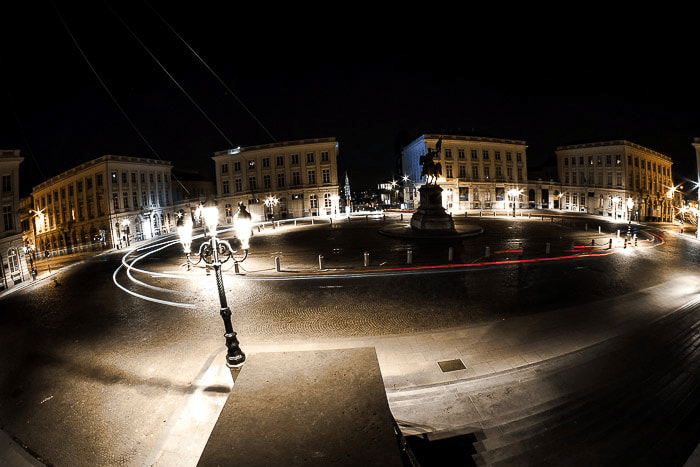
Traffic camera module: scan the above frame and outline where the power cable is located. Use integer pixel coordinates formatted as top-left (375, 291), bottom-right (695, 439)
top-left (104, 1), bottom-right (236, 148)
top-left (52, 2), bottom-right (190, 195)
top-left (143, 0), bottom-right (277, 143)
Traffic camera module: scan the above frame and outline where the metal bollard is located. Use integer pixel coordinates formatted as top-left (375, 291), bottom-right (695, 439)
top-left (616, 229), bottom-right (620, 238)
top-left (318, 255), bottom-right (324, 270)
top-left (598, 226), bottom-right (601, 234)
top-left (608, 239), bottom-right (612, 249)
top-left (592, 239), bottom-right (595, 246)
top-left (275, 256), bottom-right (281, 272)
top-left (546, 242), bottom-right (550, 254)
top-left (407, 249), bottom-right (413, 264)
top-left (363, 251), bottom-right (369, 267)
top-left (448, 247), bottom-right (453, 262)
top-left (624, 238), bottom-right (628, 249)
top-left (485, 246), bottom-right (491, 258)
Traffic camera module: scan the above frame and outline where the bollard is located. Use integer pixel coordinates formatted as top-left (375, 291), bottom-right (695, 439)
top-left (234, 262), bottom-right (240, 274)
top-left (608, 239), bottom-right (612, 249)
top-left (407, 249), bottom-right (413, 264)
top-left (448, 247), bottom-right (453, 262)
top-left (363, 251), bottom-right (370, 267)
top-left (485, 246), bottom-right (491, 258)
top-left (275, 256), bottom-right (281, 272)
top-left (616, 229), bottom-right (620, 238)
top-left (546, 242), bottom-right (550, 254)
top-left (311, 218), bottom-right (314, 225)
top-left (624, 238), bottom-right (628, 249)
top-left (400, 213), bottom-right (403, 221)
top-left (528, 212), bottom-right (531, 219)
top-left (634, 235), bottom-right (638, 246)
top-left (598, 226), bottom-right (601, 234)
top-left (592, 239), bottom-right (595, 246)
top-left (294, 219), bottom-right (297, 226)
top-left (318, 255), bottom-right (324, 270)
top-left (585, 223), bottom-right (588, 231)
top-left (570, 241), bottom-right (574, 251)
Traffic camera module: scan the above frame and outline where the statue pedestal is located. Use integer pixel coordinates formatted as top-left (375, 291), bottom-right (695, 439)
top-left (410, 185), bottom-right (455, 232)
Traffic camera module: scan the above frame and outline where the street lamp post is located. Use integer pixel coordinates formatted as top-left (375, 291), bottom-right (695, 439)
top-left (507, 188), bottom-right (522, 217)
top-left (558, 192), bottom-right (565, 210)
top-left (627, 197), bottom-right (634, 238)
top-left (265, 196), bottom-right (278, 227)
top-left (612, 196), bottom-right (620, 220)
top-left (178, 202), bottom-right (253, 368)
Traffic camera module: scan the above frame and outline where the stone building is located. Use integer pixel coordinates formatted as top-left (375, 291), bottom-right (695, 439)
top-left (402, 134), bottom-right (535, 211)
top-left (212, 138), bottom-right (340, 222)
top-left (31, 155), bottom-right (174, 254)
top-left (555, 140), bottom-right (674, 221)
top-left (0, 149), bottom-right (30, 290)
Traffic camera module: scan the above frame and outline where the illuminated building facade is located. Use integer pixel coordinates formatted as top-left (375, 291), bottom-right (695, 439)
top-left (555, 140), bottom-right (674, 221)
top-left (212, 138), bottom-right (340, 222)
top-left (31, 155), bottom-right (174, 254)
top-left (402, 134), bottom-right (532, 211)
top-left (0, 149), bottom-right (30, 290)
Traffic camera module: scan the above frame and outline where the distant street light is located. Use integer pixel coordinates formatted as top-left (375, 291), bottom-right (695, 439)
top-left (177, 202), bottom-right (252, 367)
top-left (265, 196), bottom-right (278, 226)
top-left (507, 188), bottom-right (523, 217)
top-left (558, 192), bottom-right (565, 210)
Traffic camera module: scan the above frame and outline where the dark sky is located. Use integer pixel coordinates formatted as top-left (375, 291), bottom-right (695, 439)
top-left (2, 2), bottom-right (698, 198)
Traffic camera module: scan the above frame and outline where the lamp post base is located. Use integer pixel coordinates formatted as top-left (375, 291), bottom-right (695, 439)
top-left (224, 331), bottom-right (246, 367)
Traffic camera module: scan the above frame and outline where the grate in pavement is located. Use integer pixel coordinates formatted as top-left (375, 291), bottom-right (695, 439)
top-left (437, 359), bottom-right (466, 372)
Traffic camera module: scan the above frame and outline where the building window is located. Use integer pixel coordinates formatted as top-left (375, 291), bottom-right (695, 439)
top-left (77, 181), bottom-right (83, 193)
top-left (506, 152), bottom-right (512, 161)
top-left (122, 172), bottom-right (127, 183)
top-left (321, 151), bottom-right (329, 162)
top-left (248, 160), bottom-right (256, 170)
top-left (495, 166), bottom-right (502, 178)
top-left (446, 165), bottom-right (453, 178)
top-left (517, 153), bottom-right (523, 162)
top-left (471, 150), bottom-right (478, 160)
top-left (3, 205), bottom-right (13, 230)
top-left (445, 149), bottom-right (452, 159)
top-left (234, 161), bottom-right (241, 171)
top-left (507, 167), bottom-right (513, 180)
top-left (223, 180), bottom-right (230, 194)
top-left (123, 192), bottom-right (129, 208)
top-left (112, 193), bottom-right (119, 210)
top-left (484, 167), bottom-right (490, 180)
top-left (291, 154), bottom-right (299, 165)
top-left (262, 158), bottom-right (270, 168)
top-left (517, 168), bottom-right (523, 180)
top-left (277, 173), bottom-right (285, 188)
top-left (263, 175), bottom-right (271, 189)
top-left (308, 170), bottom-right (316, 185)
top-left (309, 194), bottom-right (318, 209)
top-left (472, 166), bottom-right (479, 179)
top-left (322, 169), bottom-right (330, 184)
top-left (306, 152), bottom-right (315, 163)
top-left (96, 174), bottom-right (103, 186)
top-left (221, 163), bottom-right (229, 174)
top-left (482, 150), bottom-right (489, 160)
top-left (292, 171), bottom-right (300, 186)
top-left (2, 175), bottom-right (11, 192)
top-left (112, 171), bottom-right (118, 183)
top-left (495, 151), bottom-right (501, 161)
top-left (8, 248), bottom-right (19, 274)
top-left (458, 149), bottom-right (465, 159)
top-left (324, 193), bottom-right (332, 208)
top-left (276, 156), bottom-right (284, 167)
top-left (248, 177), bottom-right (257, 191)
top-left (86, 178), bottom-right (93, 190)
top-left (132, 192), bottom-right (138, 207)
top-left (458, 165), bottom-right (466, 178)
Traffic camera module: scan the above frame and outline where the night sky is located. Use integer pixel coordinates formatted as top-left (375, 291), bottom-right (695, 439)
top-left (2, 3), bottom-right (698, 198)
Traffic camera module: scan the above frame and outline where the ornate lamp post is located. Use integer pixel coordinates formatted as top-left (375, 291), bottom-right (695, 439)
top-left (177, 202), bottom-right (253, 368)
top-left (264, 196), bottom-right (278, 225)
top-left (507, 188), bottom-right (522, 217)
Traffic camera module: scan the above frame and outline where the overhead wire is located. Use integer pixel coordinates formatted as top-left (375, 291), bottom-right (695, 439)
top-left (142, 0), bottom-right (277, 143)
top-left (52, 2), bottom-right (191, 195)
top-left (103, 1), bottom-right (236, 149)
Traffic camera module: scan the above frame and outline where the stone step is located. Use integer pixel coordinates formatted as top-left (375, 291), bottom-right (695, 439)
top-left (471, 306), bottom-right (700, 466)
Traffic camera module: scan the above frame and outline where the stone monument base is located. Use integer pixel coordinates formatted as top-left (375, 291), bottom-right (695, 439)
top-left (410, 184), bottom-right (455, 232)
